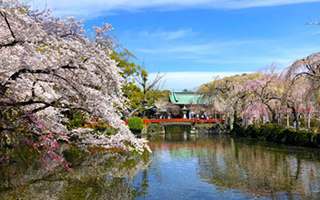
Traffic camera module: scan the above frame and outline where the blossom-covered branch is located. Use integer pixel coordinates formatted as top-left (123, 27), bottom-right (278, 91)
top-left (0, 0), bottom-right (149, 153)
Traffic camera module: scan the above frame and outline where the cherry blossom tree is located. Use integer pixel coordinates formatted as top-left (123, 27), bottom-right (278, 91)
top-left (284, 53), bottom-right (320, 126)
top-left (0, 0), bottom-right (149, 154)
top-left (199, 70), bottom-right (286, 126)
top-left (246, 66), bottom-right (285, 123)
top-left (199, 59), bottom-right (320, 129)
top-left (199, 74), bottom-right (256, 127)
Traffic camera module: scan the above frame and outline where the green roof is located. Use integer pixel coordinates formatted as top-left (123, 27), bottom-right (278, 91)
top-left (169, 92), bottom-right (206, 105)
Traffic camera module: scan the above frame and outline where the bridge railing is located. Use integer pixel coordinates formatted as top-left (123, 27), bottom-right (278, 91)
top-left (142, 118), bottom-right (224, 124)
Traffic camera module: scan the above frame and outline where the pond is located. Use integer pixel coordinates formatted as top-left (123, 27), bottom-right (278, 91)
top-left (1, 133), bottom-right (320, 199)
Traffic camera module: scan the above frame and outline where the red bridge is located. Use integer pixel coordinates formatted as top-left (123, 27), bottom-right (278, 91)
top-left (142, 118), bottom-right (224, 125)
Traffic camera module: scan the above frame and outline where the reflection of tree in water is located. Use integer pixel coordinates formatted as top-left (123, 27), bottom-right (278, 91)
top-left (196, 138), bottom-right (320, 199)
top-left (0, 145), bottom-right (151, 200)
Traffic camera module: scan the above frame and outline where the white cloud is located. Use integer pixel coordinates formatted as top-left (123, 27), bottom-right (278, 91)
top-left (192, 56), bottom-right (297, 66)
top-left (135, 43), bottom-right (216, 54)
top-left (148, 71), bottom-right (252, 91)
top-left (134, 39), bottom-right (267, 54)
top-left (133, 37), bottom-right (320, 69)
top-left (140, 29), bottom-right (195, 40)
top-left (29, 0), bottom-right (320, 18)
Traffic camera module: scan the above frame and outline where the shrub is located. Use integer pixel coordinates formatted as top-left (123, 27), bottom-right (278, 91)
top-left (258, 123), bottom-right (282, 141)
top-left (258, 124), bottom-right (272, 140)
top-left (274, 128), bottom-right (295, 143)
top-left (231, 122), bottom-right (245, 137)
top-left (92, 120), bottom-right (108, 131)
top-left (67, 112), bottom-right (86, 130)
top-left (128, 117), bottom-right (144, 134)
top-left (245, 124), bottom-right (259, 138)
top-left (105, 129), bottom-right (116, 135)
top-left (295, 130), bottom-right (313, 146)
top-left (233, 122), bottom-right (318, 147)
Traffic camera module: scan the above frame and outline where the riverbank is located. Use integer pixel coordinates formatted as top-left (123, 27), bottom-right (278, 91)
top-left (232, 123), bottom-right (320, 148)
top-left (142, 122), bottom-right (227, 135)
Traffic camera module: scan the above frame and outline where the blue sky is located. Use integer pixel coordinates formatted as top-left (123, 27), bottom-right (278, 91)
top-left (30, 0), bottom-right (320, 91)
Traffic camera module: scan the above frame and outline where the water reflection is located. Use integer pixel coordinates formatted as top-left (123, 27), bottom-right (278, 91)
top-left (196, 138), bottom-right (315, 199)
top-left (0, 145), bottom-right (151, 200)
top-left (164, 132), bottom-right (197, 141)
top-left (149, 134), bottom-right (320, 199)
top-left (1, 134), bottom-right (320, 199)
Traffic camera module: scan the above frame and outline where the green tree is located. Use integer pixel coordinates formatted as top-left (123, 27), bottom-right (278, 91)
top-left (134, 62), bottom-right (165, 106)
top-left (111, 47), bottom-right (165, 112)
top-left (110, 47), bottom-right (141, 79)
top-left (111, 47), bottom-right (145, 110)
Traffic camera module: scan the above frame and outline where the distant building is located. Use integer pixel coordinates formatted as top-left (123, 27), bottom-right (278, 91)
top-left (168, 92), bottom-right (209, 118)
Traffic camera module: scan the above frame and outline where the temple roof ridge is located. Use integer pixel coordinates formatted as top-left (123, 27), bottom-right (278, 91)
top-left (169, 91), bottom-right (206, 105)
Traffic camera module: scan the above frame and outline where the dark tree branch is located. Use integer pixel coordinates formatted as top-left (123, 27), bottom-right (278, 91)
top-left (0, 40), bottom-right (24, 49)
top-left (0, 11), bottom-right (16, 39)
top-left (4, 64), bottom-right (86, 101)
top-left (293, 71), bottom-right (320, 83)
